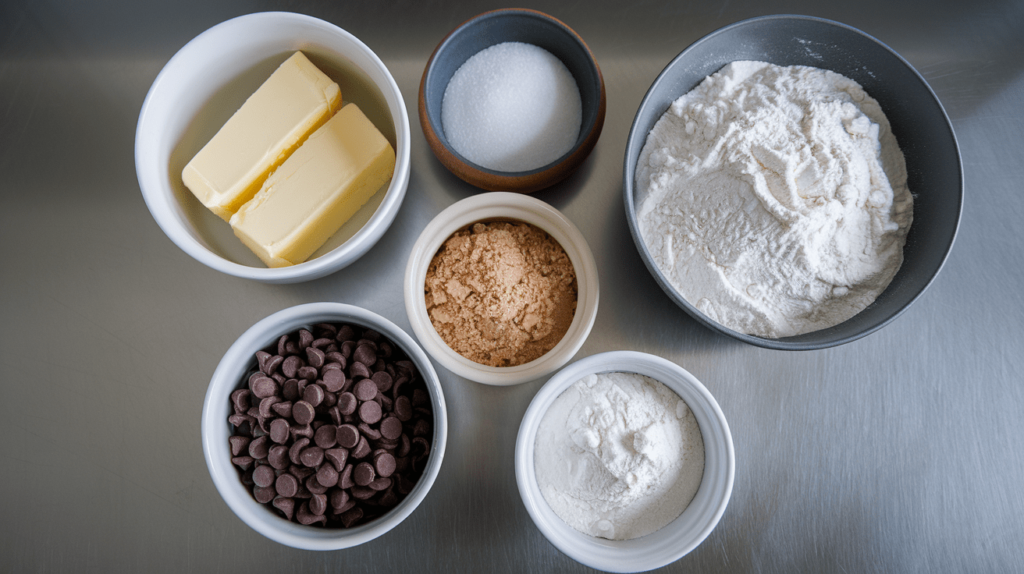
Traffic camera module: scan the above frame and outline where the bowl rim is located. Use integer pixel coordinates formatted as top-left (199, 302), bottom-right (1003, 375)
top-left (622, 13), bottom-right (963, 350)
top-left (200, 302), bottom-right (448, 550)
top-left (135, 11), bottom-right (412, 284)
top-left (418, 7), bottom-right (607, 193)
top-left (515, 351), bottom-right (735, 572)
top-left (403, 192), bottom-right (599, 385)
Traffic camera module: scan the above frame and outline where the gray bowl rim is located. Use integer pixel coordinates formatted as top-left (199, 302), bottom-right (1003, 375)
top-left (622, 13), bottom-right (963, 351)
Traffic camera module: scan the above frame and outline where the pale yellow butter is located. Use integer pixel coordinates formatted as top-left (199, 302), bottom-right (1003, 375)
top-left (182, 51), bottom-right (341, 221)
top-left (229, 104), bottom-right (396, 267)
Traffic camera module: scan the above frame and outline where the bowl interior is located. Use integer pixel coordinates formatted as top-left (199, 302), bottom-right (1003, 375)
top-left (422, 9), bottom-right (603, 176)
top-left (516, 351), bottom-right (734, 572)
top-left (201, 303), bottom-right (446, 550)
top-left (137, 13), bottom-right (410, 281)
top-left (623, 15), bottom-right (962, 350)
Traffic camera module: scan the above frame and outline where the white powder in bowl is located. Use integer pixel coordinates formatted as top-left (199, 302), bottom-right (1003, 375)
top-left (636, 61), bottom-right (914, 338)
top-left (441, 41), bottom-right (581, 172)
top-left (534, 372), bottom-right (704, 540)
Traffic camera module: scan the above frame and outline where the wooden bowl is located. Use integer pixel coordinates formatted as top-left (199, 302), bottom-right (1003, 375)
top-left (419, 9), bottom-right (606, 193)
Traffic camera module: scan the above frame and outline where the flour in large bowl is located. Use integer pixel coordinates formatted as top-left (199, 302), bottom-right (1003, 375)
top-left (636, 61), bottom-right (913, 338)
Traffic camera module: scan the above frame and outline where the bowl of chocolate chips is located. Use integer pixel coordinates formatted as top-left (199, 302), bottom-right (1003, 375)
top-left (201, 302), bottom-right (447, 550)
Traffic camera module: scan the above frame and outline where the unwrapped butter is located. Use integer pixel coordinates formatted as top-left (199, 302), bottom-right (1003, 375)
top-left (229, 103), bottom-right (396, 267)
top-left (182, 51), bottom-right (341, 221)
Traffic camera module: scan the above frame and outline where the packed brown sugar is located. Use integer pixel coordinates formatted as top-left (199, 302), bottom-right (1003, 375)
top-left (425, 221), bottom-right (577, 367)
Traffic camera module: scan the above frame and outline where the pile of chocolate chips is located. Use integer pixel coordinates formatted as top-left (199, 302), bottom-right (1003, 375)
top-left (227, 322), bottom-right (433, 527)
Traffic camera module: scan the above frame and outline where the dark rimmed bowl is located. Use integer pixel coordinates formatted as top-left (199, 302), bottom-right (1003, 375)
top-left (623, 15), bottom-right (962, 350)
top-left (419, 8), bottom-right (606, 193)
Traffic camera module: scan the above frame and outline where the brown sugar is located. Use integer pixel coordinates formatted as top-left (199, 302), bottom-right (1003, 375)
top-left (424, 221), bottom-right (577, 367)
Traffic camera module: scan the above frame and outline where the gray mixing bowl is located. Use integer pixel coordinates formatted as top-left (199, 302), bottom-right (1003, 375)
top-left (623, 15), bottom-right (962, 350)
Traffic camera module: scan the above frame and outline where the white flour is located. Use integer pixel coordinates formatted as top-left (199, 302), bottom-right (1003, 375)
top-left (636, 61), bottom-right (913, 338)
top-left (534, 372), bottom-right (704, 540)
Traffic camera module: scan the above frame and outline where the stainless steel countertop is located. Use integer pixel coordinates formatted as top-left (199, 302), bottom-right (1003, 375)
top-left (2, 1), bottom-right (1022, 572)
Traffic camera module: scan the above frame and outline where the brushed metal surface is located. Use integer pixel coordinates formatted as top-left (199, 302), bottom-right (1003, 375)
top-left (2, 0), bottom-right (1022, 572)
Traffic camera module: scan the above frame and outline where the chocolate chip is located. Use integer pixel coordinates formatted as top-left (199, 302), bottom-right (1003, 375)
top-left (292, 401), bottom-right (315, 425)
top-left (306, 347), bottom-right (325, 368)
top-left (352, 436), bottom-right (372, 460)
top-left (231, 389), bottom-right (251, 413)
top-left (282, 355), bottom-right (302, 378)
top-left (273, 496), bottom-right (295, 520)
top-left (298, 329), bottom-right (314, 350)
top-left (268, 445), bottom-right (289, 470)
top-left (288, 438), bottom-right (310, 466)
top-left (380, 417), bottom-right (402, 440)
top-left (293, 422), bottom-right (315, 438)
top-left (336, 424), bottom-right (360, 449)
top-left (258, 396), bottom-right (281, 419)
top-left (229, 436), bottom-right (250, 457)
top-left (316, 463), bottom-right (339, 488)
top-left (299, 446), bottom-right (324, 468)
top-left (350, 485), bottom-right (376, 500)
top-left (253, 485), bottom-right (276, 504)
top-left (325, 448), bottom-right (348, 472)
top-left (357, 423), bottom-right (381, 441)
top-left (368, 477), bottom-right (392, 492)
top-left (394, 396), bottom-right (413, 421)
top-left (322, 369), bottom-right (345, 392)
top-left (312, 337), bottom-right (333, 349)
top-left (264, 354), bottom-right (284, 375)
top-left (269, 419), bottom-right (290, 445)
top-left (314, 424), bottom-right (337, 449)
top-left (248, 436), bottom-right (270, 460)
top-left (371, 371), bottom-right (393, 393)
top-left (353, 344), bottom-right (376, 367)
top-left (374, 452), bottom-right (397, 478)
top-left (271, 401), bottom-right (293, 418)
top-left (256, 351), bottom-right (272, 373)
top-left (339, 506), bottom-right (363, 527)
top-left (329, 488), bottom-right (349, 510)
top-left (336, 325), bottom-right (356, 342)
top-left (302, 384), bottom-right (325, 408)
top-left (231, 456), bottom-right (254, 470)
top-left (414, 419), bottom-right (431, 437)
top-left (251, 376), bottom-right (277, 399)
top-left (310, 492), bottom-right (327, 516)
top-left (253, 465), bottom-right (275, 488)
top-left (297, 366), bottom-right (318, 381)
top-left (358, 401), bottom-right (382, 425)
top-left (305, 474), bottom-right (328, 495)
top-left (297, 502), bottom-right (326, 525)
top-left (350, 362), bottom-right (372, 381)
top-left (338, 392), bottom-right (358, 415)
top-left (339, 464), bottom-right (354, 489)
top-left (353, 379), bottom-right (377, 402)
top-left (289, 464), bottom-right (314, 481)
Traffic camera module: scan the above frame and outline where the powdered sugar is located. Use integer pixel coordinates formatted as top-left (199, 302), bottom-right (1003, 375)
top-left (534, 372), bottom-right (704, 540)
top-left (636, 61), bottom-right (913, 338)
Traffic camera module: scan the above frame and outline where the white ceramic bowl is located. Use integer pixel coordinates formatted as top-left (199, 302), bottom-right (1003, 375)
top-left (200, 303), bottom-right (447, 550)
top-left (135, 12), bottom-right (411, 283)
top-left (515, 351), bottom-right (734, 572)
top-left (403, 192), bottom-right (599, 386)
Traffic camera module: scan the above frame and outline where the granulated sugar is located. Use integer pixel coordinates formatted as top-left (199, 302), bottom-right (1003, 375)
top-left (441, 42), bottom-right (581, 172)
top-left (535, 372), bottom-right (704, 540)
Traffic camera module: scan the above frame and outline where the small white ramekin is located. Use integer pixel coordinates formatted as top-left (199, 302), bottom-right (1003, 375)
top-left (135, 12), bottom-right (411, 283)
top-left (515, 351), bottom-right (734, 572)
top-left (403, 192), bottom-right (599, 386)
top-left (200, 303), bottom-right (447, 550)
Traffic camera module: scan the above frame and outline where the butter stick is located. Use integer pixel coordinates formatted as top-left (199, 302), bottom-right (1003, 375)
top-left (230, 104), bottom-right (396, 267)
top-left (182, 51), bottom-right (342, 221)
